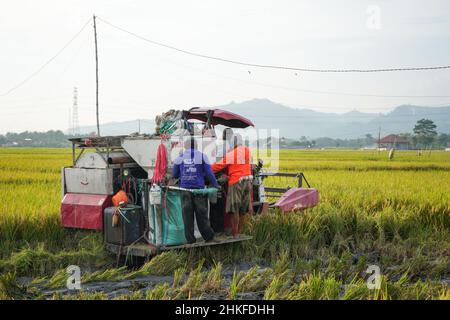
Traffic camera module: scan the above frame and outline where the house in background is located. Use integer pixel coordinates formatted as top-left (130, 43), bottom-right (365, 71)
top-left (377, 134), bottom-right (410, 150)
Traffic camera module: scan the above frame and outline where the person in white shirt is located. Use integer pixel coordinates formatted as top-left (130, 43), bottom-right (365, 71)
top-left (217, 128), bottom-right (234, 159)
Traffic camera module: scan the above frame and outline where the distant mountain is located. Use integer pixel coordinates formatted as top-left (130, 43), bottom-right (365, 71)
top-left (75, 99), bottom-right (450, 138)
top-left (76, 119), bottom-right (155, 136)
top-left (219, 99), bottom-right (450, 138)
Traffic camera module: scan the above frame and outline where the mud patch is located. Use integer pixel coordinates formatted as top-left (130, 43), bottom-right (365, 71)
top-left (25, 261), bottom-right (271, 299)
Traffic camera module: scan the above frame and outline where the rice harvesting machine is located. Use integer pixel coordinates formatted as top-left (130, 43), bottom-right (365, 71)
top-left (60, 108), bottom-right (319, 259)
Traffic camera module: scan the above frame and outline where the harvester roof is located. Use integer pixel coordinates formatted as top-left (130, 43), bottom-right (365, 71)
top-left (185, 108), bottom-right (254, 128)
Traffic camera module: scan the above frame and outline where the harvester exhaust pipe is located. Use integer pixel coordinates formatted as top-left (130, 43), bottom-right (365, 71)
top-left (107, 155), bottom-right (134, 165)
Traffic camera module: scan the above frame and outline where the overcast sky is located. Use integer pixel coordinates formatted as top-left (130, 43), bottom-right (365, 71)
top-left (1, 0), bottom-right (450, 133)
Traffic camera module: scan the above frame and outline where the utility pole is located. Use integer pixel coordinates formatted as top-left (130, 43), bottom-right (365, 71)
top-left (378, 126), bottom-right (381, 152)
top-left (68, 106), bottom-right (72, 136)
top-left (72, 87), bottom-right (79, 135)
top-left (138, 119), bottom-right (141, 134)
top-left (93, 15), bottom-right (100, 136)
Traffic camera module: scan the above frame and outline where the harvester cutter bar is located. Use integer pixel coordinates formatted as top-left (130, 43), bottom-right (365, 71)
top-left (259, 172), bottom-right (311, 188)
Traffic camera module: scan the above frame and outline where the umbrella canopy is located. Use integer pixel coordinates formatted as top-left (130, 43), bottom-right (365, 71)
top-left (185, 108), bottom-right (254, 128)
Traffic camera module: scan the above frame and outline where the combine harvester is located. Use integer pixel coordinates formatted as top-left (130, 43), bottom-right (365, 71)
top-left (60, 108), bottom-right (319, 261)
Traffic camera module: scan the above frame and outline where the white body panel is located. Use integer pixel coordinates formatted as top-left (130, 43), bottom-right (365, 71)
top-left (64, 167), bottom-right (114, 195)
top-left (75, 152), bottom-right (108, 168)
top-left (121, 135), bottom-right (219, 177)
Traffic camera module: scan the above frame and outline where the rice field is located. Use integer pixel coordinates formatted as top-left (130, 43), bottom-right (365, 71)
top-left (0, 148), bottom-right (449, 300)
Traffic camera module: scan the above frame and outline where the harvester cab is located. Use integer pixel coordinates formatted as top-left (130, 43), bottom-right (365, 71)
top-left (60, 108), bottom-right (319, 260)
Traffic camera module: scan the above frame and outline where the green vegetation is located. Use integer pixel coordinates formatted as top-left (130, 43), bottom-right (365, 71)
top-left (0, 148), bottom-right (449, 300)
top-left (2, 127), bottom-right (448, 149)
top-left (413, 118), bottom-right (438, 148)
top-left (0, 131), bottom-right (71, 148)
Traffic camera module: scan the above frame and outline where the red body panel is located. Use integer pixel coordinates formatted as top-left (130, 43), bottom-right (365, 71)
top-left (273, 188), bottom-right (319, 212)
top-left (61, 193), bottom-right (112, 230)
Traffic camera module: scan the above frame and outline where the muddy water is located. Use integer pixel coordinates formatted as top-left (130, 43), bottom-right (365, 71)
top-left (21, 262), bottom-right (449, 299)
top-left (27, 262), bottom-right (269, 300)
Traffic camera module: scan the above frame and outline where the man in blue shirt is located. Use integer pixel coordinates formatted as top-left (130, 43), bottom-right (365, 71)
top-left (172, 137), bottom-right (219, 243)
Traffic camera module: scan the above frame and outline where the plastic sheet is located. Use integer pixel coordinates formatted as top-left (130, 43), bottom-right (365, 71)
top-left (148, 190), bottom-right (186, 246)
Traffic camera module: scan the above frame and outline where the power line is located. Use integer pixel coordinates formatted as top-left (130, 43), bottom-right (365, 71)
top-left (97, 16), bottom-right (450, 74)
top-left (234, 111), bottom-right (450, 119)
top-left (228, 80), bottom-right (450, 99)
top-left (0, 18), bottom-right (92, 97)
top-left (4, 98), bottom-right (449, 115)
top-left (131, 53), bottom-right (450, 108)
top-left (128, 43), bottom-right (450, 99)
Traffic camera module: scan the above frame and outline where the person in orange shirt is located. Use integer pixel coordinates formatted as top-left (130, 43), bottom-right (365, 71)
top-left (211, 134), bottom-right (252, 237)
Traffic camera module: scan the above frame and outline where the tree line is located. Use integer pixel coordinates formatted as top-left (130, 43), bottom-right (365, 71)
top-left (0, 130), bottom-right (72, 147)
top-left (1, 119), bottom-right (448, 149)
top-left (281, 119), bottom-right (449, 149)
